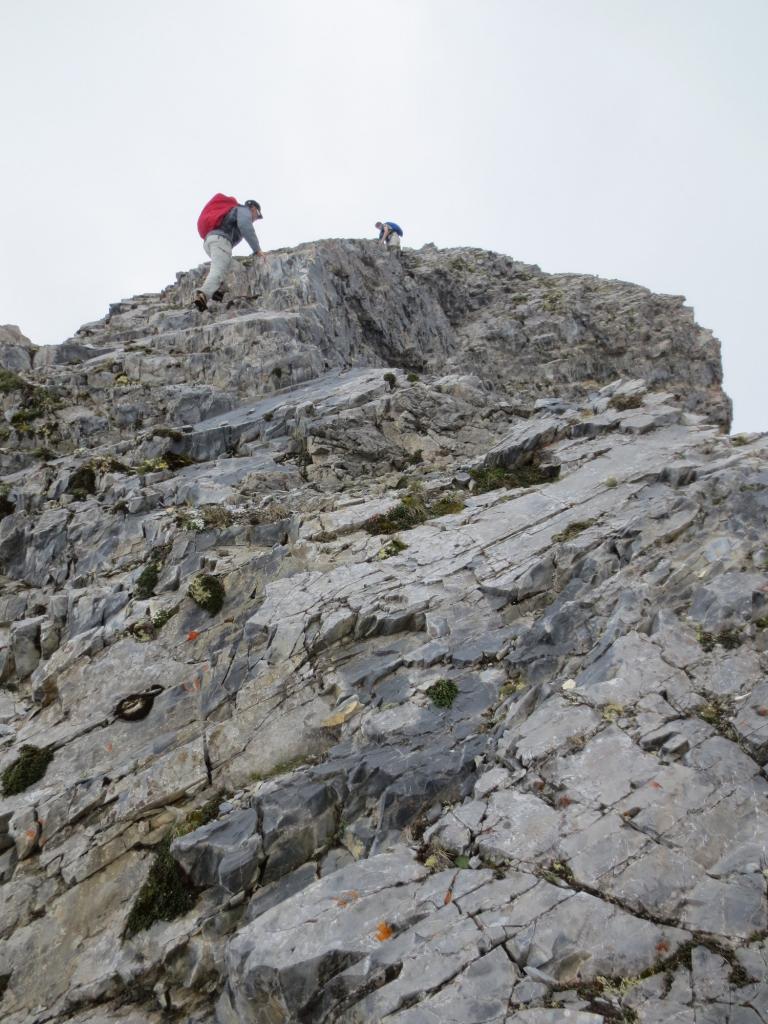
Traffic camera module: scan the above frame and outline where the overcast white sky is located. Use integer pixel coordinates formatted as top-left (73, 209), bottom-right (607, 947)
top-left (1, 0), bottom-right (765, 430)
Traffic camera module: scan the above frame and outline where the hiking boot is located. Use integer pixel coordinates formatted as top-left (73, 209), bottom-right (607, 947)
top-left (211, 288), bottom-right (226, 302)
top-left (193, 290), bottom-right (208, 312)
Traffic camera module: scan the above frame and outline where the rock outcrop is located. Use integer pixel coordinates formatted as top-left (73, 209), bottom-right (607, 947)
top-left (1, 240), bottom-right (765, 1024)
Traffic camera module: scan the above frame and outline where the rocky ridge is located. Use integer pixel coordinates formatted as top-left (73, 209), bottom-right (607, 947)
top-left (0, 240), bottom-right (765, 1024)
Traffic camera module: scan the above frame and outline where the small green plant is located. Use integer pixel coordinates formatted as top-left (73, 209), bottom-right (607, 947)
top-left (731, 434), bottom-right (750, 447)
top-left (188, 574), bottom-right (225, 615)
top-left (136, 562), bottom-right (161, 600)
top-left (605, 476), bottom-right (618, 488)
top-left (543, 859), bottom-right (576, 885)
top-left (383, 372), bottom-right (397, 391)
top-left (2, 745), bottom-right (54, 796)
top-left (152, 606), bottom-right (178, 630)
top-left (129, 619), bottom-right (156, 642)
top-left (136, 457), bottom-right (169, 475)
top-left (499, 677), bottom-right (526, 699)
top-left (601, 702), bottom-right (624, 722)
top-left (176, 504), bottom-right (233, 531)
top-left (379, 537), bottom-right (408, 559)
top-left (553, 519), bottom-right (595, 543)
top-left (609, 394), bottom-right (643, 412)
top-left (426, 678), bottom-right (459, 709)
top-left (698, 696), bottom-right (739, 742)
top-left (0, 369), bottom-right (25, 393)
top-left (406, 372), bottom-right (420, 383)
top-left (407, 449), bottom-right (423, 465)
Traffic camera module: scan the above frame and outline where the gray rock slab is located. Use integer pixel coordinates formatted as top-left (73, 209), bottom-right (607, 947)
top-left (476, 790), bottom-right (561, 865)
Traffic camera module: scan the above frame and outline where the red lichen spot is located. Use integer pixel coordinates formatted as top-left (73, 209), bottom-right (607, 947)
top-left (756, 707), bottom-right (768, 717)
top-left (187, 630), bottom-right (200, 641)
top-left (25, 827), bottom-right (37, 842)
top-left (375, 921), bottom-right (394, 942)
top-left (444, 888), bottom-right (454, 905)
top-left (558, 795), bottom-right (573, 808)
top-left (656, 939), bottom-right (670, 954)
top-left (649, 781), bottom-right (663, 790)
top-left (104, 741), bottom-right (113, 753)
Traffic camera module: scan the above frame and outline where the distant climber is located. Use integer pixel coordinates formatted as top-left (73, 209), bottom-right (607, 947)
top-left (194, 194), bottom-right (266, 311)
top-left (375, 221), bottom-right (403, 252)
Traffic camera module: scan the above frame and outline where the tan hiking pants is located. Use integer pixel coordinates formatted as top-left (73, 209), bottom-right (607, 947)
top-left (201, 234), bottom-right (233, 298)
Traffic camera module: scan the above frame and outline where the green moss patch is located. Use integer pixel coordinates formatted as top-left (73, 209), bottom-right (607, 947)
top-left (124, 835), bottom-right (195, 936)
top-left (384, 372), bottom-right (397, 390)
top-left (136, 562), bottom-right (161, 600)
top-left (188, 574), bottom-right (225, 615)
top-left (124, 796), bottom-right (223, 938)
top-left (2, 745), bottom-right (54, 796)
top-left (426, 678), bottom-right (459, 709)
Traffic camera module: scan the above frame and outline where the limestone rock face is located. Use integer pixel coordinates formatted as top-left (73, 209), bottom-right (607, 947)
top-left (0, 240), bottom-right (764, 1024)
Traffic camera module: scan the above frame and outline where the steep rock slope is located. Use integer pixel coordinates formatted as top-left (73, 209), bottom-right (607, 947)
top-left (0, 242), bottom-right (765, 1024)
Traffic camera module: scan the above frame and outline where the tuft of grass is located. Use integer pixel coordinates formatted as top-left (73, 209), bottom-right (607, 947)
top-left (188, 574), bottom-right (225, 615)
top-left (364, 487), bottom-right (465, 536)
top-left (553, 519), bottom-right (595, 543)
top-left (2, 745), bottom-right (54, 796)
top-left (730, 434), bottom-right (750, 447)
top-left (406, 373), bottom-right (420, 383)
top-left (426, 678), bottom-right (459, 709)
top-left (609, 393), bottom-right (643, 412)
top-left (470, 458), bottom-right (560, 495)
top-left (383, 372), bottom-right (397, 391)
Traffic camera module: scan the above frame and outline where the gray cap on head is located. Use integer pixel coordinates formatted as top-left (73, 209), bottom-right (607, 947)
top-left (245, 199), bottom-right (261, 210)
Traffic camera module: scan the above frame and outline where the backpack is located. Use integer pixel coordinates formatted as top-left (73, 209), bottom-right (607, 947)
top-left (197, 194), bottom-right (239, 239)
top-left (386, 222), bottom-right (404, 237)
